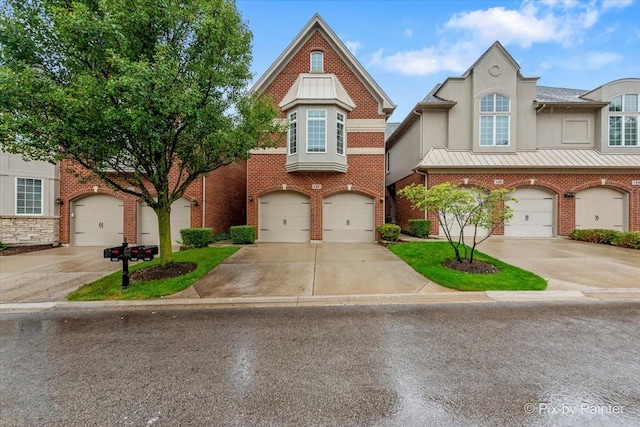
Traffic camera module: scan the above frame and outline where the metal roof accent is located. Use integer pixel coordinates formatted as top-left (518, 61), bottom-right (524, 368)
top-left (250, 14), bottom-right (395, 115)
top-left (416, 148), bottom-right (640, 170)
top-left (279, 73), bottom-right (355, 111)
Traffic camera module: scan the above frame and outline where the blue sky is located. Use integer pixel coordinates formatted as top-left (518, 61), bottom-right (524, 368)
top-left (236, 0), bottom-right (640, 121)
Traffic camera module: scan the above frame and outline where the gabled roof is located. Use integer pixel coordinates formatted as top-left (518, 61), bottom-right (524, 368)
top-left (460, 41), bottom-right (521, 78)
top-left (251, 14), bottom-right (395, 115)
top-left (279, 73), bottom-right (355, 111)
top-left (416, 148), bottom-right (640, 170)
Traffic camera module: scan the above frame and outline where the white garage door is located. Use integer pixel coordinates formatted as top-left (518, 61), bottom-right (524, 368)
top-left (505, 188), bottom-right (554, 237)
top-left (259, 192), bottom-right (310, 242)
top-left (438, 188), bottom-right (489, 239)
top-left (138, 198), bottom-right (191, 246)
top-left (73, 194), bottom-right (123, 246)
top-left (576, 188), bottom-right (625, 231)
top-left (323, 193), bottom-right (375, 242)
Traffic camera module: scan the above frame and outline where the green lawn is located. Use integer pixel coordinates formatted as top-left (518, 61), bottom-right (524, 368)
top-left (389, 242), bottom-right (547, 291)
top-left (67, 246), bottom-right (240, 301)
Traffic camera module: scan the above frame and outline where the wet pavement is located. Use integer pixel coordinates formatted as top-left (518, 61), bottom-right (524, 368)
top-left (0, 246), bottom-right (119, 302)
top-left (189, 242), bottom-right (451, 298)
top-left (1, 302), bottom-right (639, 426)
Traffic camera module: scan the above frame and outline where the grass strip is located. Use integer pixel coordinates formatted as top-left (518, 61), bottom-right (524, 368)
top-left (67, 246), bottom-right (240, 300)
top-left (389, 242), bottom-right (547, 291)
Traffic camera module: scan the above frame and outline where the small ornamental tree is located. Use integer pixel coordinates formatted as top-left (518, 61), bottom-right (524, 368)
top-left (0, 0), bottom-right (284, 266)
top-left (399, 183), bottom-right (515, 263)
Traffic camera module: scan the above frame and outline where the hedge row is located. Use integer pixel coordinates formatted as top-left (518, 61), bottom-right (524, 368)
top-left (407, 219), bottom-right (431, 238)
top-left (377, 224), bottom-right (401, 241)
top-left (568, 229), bottom-right (640, 250)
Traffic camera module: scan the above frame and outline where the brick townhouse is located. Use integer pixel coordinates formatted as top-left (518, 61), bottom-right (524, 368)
top-left (247, 14), bottom-right (395, 242)
top-left (386, 42), bottom-right (640, 238)
top-left (57, 159), bottom-right (246, 246)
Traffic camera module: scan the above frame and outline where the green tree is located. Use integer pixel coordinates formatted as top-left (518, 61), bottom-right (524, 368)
top-left (399, 183), bottom-right (515, 263)
top-left (0, 0), bottom-right (282, 266)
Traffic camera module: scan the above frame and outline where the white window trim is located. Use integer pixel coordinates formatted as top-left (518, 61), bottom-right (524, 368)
top-left (306, 109), bottom-right (327, 153)
top-left (608, 94), bottom-right (639, 147)
top-left (479, 94), bottom-right (511, 146)
top-left (288, 111), bottom-right (297, 155)
top-left (15, 177), bottom-right (44, 216)
top-left (336, 112), bottom-right (346, 156)
top-left (310, 51), bottom-right (324, 73)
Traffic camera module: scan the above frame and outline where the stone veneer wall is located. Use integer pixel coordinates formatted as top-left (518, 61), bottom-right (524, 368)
top-left (0, 216), bottom-right (60, 245)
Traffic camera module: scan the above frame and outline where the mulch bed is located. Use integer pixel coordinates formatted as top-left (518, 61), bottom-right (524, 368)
top-left (442, 258), bottom-right (501, 274)
top-left (130, 262), bottom-right (197, 282)
top-left (0, 244), bottom-right (56, 256)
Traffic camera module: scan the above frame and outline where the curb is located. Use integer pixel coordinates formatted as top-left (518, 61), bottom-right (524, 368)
top-left (2, 290), bottom-right (639, 314)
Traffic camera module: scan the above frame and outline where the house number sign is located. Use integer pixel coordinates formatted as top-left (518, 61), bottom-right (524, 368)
top-left (632, 180), bottom-right (640, 186)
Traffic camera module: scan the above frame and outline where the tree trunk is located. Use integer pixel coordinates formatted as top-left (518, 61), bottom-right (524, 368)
top-left (156, 204), bottom-right (174, 266)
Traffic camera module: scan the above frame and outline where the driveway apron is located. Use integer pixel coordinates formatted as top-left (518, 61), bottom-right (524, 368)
top-left (192, 243), bottom-right (447, 298)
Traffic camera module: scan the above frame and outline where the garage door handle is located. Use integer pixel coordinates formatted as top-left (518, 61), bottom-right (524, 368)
top-left (595, 215), bottom-right (599, 222)
top-left (525, 215), bottom-right (529, 222)
top-left (346, 219), bottom-right (350, 226)
top-left (283, 219), bottom-right (287, 225)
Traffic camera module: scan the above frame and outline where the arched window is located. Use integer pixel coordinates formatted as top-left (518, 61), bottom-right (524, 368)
top-left (609, 94), bottom-right (639, 146)
top-left (310, 51), bottom-right (323, 72)
top-left (479, 94), bottom-right (510, 146)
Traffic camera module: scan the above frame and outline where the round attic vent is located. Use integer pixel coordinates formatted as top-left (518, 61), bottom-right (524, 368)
top-left (489, 65), bottom-right (502, 76)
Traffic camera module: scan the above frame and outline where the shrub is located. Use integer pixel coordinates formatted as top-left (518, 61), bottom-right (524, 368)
top-left (230, 225), bottom-right (255, 244)
top-left (613, 231), bottom-right (640, 250)
top-left (0, 241), bottom-right (6, 252)
top-left (212, 232), bottom-right (231, 243)
top-left (179, 228), bottom-right (214, 248)
top-left (407, 219), bottom-right (431, 238)
top-left (377, 224), bottom-right (401, 242)
top-left (569, 229), bottom-right (621, 244)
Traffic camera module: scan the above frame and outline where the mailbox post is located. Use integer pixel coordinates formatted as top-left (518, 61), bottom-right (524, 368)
top-left (104, 238), bottom-right (158, 290)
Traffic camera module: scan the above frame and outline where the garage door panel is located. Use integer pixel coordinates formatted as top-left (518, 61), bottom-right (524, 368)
top-left (259, 193), bottom-right (310, 242)
top-left (575, 188), bottom-right (625, 230)
top-left (139, 198), bottom-right (191, 246)
top-left (505, 188), bottom-right (554, 237)
top-left (323, 193), bottom-right (375, 242)
top-left (73, 194), bottom-right (124, 246)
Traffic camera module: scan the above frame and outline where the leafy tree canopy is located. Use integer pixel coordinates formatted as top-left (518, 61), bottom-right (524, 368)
top-left (399, 183), bottom-right (515, 263)
top-left (0, 0), bottom-right (283, 265)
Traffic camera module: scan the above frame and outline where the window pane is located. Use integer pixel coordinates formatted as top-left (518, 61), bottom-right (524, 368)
top-left (495, 116), bottom-right (509, 145)
top-left (16, 177), bottom-right (43, 215)
top-left (609, 95), bottom-right (622, 112)
top-left (480, 95), bottom-right (494, 112)
top-left (609, 116), bottom-right (622, 146)
top-left (624, 94), bottom-right (638, 113)
top-left (480, 116), bottom-right (493, 145)
top-left (336, 121), bottom-right (344, 155)
top-left (307, 110), bottom-right (326, 152)
top-left (624, 116), bottom-right (638, 146)
top-left (289, 120), bottom-right (297, 155)
top-left (495, 95), bottom-right (509, 112)
top-left (311, 52), bottom-right (323, 72)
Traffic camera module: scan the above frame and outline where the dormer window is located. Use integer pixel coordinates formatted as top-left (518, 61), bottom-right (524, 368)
top-left (310, 51), bottom-right (324, 72)
top-left (480, 93), bottom-right (510, 146)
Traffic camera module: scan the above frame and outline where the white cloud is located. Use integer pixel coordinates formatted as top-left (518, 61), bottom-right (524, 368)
top-left (601, 0), bottom-right (634, 11)
top-left (344, 40), bottom-right (363, 55)
top-left (369, 41), bottom-right (479, 76)
top-left (561, 51), bottom-right (624, 70)
top-left (404, 28), bottom-right (414, 37)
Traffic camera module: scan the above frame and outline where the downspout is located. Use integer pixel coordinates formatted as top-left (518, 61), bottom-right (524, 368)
top-left (535, 103), bottom-right (546, 114)
top-left (201, 176), bottom-right (206, 227)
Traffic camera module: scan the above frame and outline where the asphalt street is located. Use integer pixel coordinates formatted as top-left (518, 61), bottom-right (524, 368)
top-left (1, 302), bottom-right (639, 426)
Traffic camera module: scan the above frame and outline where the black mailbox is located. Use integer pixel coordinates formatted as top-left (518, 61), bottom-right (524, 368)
top-left (104, 246), bottom-right (123, 262)
top-left (129, 246), bottom-right (143, 261)
top-left (142, 246), bottom-right (159, 261)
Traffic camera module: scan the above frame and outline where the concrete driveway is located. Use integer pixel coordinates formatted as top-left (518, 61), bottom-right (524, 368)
top-left (189, 243), bottom-right (450, 298)
top-left (479, 237), bottom-right (640, 291)
top-left (0, 247), bottom-right (119, 303)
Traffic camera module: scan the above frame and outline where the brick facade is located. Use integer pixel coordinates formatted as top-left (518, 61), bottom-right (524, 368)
top-left (392, 171), bottom-right (640, 236)
top-left (248, 24), bottom-right (390, 241)
top-left (59, 159), bottom-right (245, 245)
